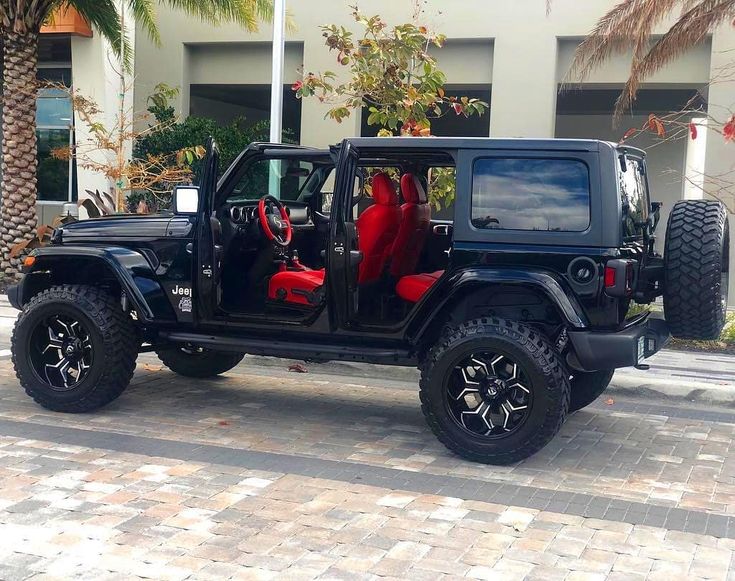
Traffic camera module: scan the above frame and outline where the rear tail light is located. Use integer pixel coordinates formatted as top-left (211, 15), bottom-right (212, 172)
top-left (604, 266), bottom-right (616, 288)
top-left (604, 259), bottom-right (637, 298)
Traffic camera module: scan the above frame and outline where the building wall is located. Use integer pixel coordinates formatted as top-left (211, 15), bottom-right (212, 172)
top-left (134, 1), bottom-right (729, 143)
top-left (65, 6), bottom-right (135, 219)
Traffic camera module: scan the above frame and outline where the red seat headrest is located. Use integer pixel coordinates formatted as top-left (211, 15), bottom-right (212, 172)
top-left (372, 173), bottom-right (398, 206)
top-left (400, 173), bottom-right (428, 204)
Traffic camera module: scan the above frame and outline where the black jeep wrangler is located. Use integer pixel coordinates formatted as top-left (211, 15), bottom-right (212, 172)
top-left (8, 138), bottom-right (730, 464)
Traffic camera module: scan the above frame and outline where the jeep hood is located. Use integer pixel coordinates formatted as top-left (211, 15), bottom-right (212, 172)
top-left (58, 214), bottom-right (173, 242)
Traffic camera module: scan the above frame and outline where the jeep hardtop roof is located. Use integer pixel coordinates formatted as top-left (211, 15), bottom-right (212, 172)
top-left (254, 137), bottom-right (645, 156)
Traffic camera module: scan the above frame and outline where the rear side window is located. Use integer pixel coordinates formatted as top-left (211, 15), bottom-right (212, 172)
top-left (619, 156), bottom-right (649, 239)
top-left (472, 158), bottom-right (591, 232)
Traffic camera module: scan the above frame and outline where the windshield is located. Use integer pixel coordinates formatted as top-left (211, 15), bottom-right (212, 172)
top-left (619, 155), bottom-right (650, 239)
top-left (229, 159), bottom-right (317, 203)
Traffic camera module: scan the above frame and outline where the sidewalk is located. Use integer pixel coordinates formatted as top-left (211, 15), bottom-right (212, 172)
top-left (0, 294), bottom-right (16, 328)
top-left (0, 295), bottom-right (13, 357)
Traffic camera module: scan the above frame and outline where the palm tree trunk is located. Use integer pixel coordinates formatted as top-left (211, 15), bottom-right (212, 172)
top-left (0, 30), bottom-right (39, 279)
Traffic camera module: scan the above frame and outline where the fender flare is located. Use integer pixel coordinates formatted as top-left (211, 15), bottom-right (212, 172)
top-left (408, 267), bottom-right (589, 344)
top-left (18, 246), bottom-right (175, 322)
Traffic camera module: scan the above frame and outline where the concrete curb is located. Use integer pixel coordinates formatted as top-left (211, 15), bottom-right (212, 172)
top-left (608, 373), bottom-right (735, 405)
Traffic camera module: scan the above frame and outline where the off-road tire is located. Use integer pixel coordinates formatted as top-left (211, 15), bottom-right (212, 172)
top-left (12, 285), bottom-right (138, 412)
top-left (664, 200), bottom-right (730, 340)
top-left (157, 347), bottom-right (244, 378)
top-left (569, 369), bottom-right (615, 412)
top-left (419, 318), bottom-right (570, 464)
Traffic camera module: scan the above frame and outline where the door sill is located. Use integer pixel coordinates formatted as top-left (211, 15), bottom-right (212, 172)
top-left (158, 331), bottom-right (415, 366)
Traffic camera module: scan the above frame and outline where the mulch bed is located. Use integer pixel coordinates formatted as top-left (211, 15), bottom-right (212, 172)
top-left (667, 338), bottom-right (735, 355)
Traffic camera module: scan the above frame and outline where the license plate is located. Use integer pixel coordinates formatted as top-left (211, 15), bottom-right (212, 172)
top-left (637, 337), bottom-right (646, 363)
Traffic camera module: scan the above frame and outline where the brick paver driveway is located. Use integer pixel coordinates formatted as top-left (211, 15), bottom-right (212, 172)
top-left (1, 348), bottom-right (735, 580)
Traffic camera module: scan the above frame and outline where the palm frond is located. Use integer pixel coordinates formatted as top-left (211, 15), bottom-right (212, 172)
top-left (128, 0), bottom-right (160, 45)
top-left (1, 0), bottom-right (58, 33)
top-left (627, 0), bottom-right (686, 66)
top-left (565, 0), bottom-right (698, 86)
top-left (160, 0), bottom-right (267, 31)
top-left (69, 0), bottom-right (132, 67)
top-left (564, 0), bottom-right (659, 83)
top-left (615, 0), bottom-right (735, 115)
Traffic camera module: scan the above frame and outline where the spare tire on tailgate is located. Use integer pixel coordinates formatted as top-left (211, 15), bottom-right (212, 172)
top-left (664, 199), bottom-right (729, 340)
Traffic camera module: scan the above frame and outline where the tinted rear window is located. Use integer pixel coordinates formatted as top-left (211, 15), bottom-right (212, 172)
top-left (472, 158), bottom-right (591, 232)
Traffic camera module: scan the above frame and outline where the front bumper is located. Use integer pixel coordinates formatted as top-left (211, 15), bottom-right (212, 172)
top-left (567, 315), bottom-right (670, 372)
top-left (6, 282), bottom-right (22, 310)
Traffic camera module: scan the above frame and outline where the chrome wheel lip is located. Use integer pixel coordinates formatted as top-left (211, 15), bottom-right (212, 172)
top-left (27, 314), bottom-right (94, 392)
top-left (444, 350), bottom-right (533, 440)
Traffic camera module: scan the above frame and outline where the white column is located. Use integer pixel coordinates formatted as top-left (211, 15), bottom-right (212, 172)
top-left (489, 34), bottom-right (558, 138)
top-left (269, 0), bottom-right (286, 144)
top-left (684, 117), bottom-right (707, 200)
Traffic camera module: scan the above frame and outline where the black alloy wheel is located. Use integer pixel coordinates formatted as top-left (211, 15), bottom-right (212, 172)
top-left (12, 285), bottom-right (138, 413)
top-left (446, 352), bottom-right (532, 437)
top-left (28, 314), bottom-right (93, 390)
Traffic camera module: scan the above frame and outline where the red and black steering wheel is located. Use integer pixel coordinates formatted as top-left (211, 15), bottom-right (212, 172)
top-left (258, 194), bottom-right (293, 248)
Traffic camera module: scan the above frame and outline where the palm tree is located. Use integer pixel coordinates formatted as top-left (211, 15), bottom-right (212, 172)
top-left (567, 0), bottom-right (735, 116)
top-left (0, 0), bottom-right (273, 278)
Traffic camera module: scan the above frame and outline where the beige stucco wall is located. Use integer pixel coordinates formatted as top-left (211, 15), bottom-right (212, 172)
top-left (134, 1), bottom-right (727, 142)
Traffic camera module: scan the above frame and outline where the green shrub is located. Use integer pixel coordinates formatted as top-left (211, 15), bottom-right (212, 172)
top-left (720, 312), bottom-right (735, 343)
top-left (131, 89), bottom-right (293, 212)
top-left (131, 116), bottom-right (272, 213)
top-left (134, 115), bottom-right (271, 180)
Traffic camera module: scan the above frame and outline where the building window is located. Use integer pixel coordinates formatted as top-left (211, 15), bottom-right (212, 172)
top-left (36, 36), bottom-right (76, 204)
top-left (190, 84), bottom-right (302, 143)
top-left (472, 158), bottom-right (591, 232)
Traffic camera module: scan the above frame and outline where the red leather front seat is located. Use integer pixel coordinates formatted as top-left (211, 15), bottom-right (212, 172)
top-left (396, 270), bottom-right (443, 303)
top-left (390, 173), bottom-right (431, 278)
top-left (269, 269), bottom-right (325, 306)
top-left (357, 173), bottom-right (401, 284)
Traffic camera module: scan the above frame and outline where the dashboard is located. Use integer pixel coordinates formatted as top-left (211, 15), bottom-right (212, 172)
top-left (227, 205), bottom-right (258, 225)
top-left (223, 202), bottom-right (313, 229)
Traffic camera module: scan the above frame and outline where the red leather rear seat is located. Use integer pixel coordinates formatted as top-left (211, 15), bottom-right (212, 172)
top-left (396, 271), bottom-right (444, 303)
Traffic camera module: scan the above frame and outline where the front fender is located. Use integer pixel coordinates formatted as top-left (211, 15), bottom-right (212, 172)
top-left (18, 246), bottom-right (175, 323)
top-left (408, 267), bottom-right (589, 343)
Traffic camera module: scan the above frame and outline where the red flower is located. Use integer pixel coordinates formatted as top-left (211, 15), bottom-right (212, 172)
top-left (452, 102), bottom-right (463, 116)
top-left (689, 122), bottom-right (698, 141)
top-left (292, 80), bottom-right (303, 92)
top-left (724, 115), bottom-right (735, 142)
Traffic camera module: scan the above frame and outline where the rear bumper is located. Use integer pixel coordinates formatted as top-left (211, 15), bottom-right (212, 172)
top-left (568, 316), bottom-right (670, 372)
top-left (6, 282), bottom-right (22, 311)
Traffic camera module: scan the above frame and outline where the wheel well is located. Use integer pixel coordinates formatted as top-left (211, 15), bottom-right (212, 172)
top-left (417, 284), bottom-right (565, 355)
top-left (23, 258), bottom-right (123, 305)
